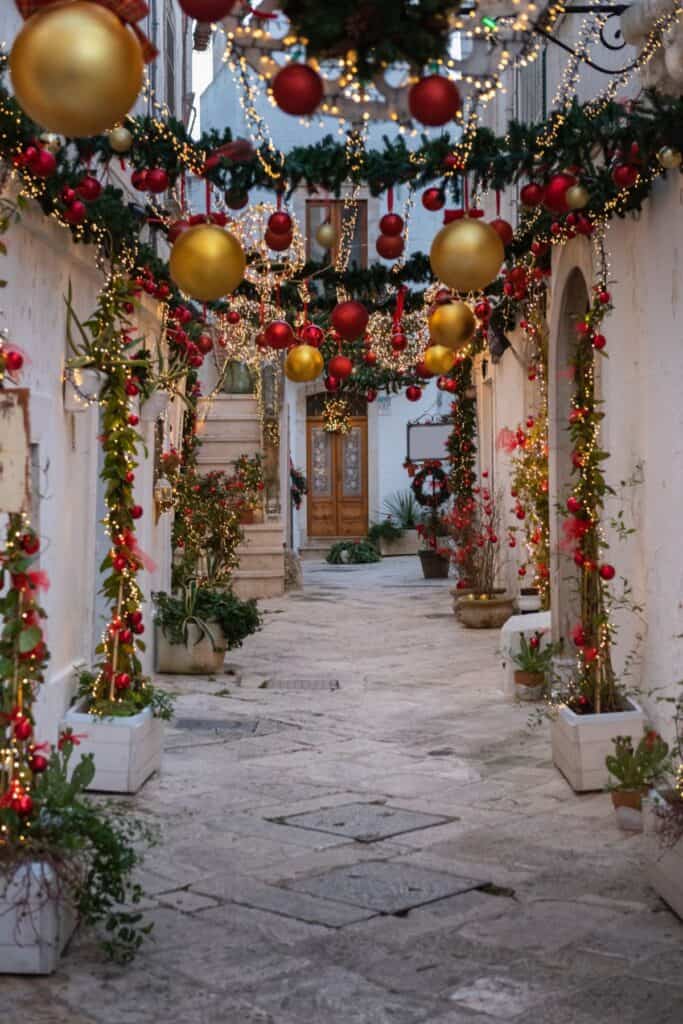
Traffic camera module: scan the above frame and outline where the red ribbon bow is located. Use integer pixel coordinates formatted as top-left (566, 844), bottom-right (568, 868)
top-left (15, 0), bottom-right (158, 62)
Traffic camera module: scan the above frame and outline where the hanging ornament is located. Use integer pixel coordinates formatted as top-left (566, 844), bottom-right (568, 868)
top-left (331, 301), bottom-right (369, 341)
top-left (147, 168), bottom-right (170, 194)
top-left (285, 344), bottom-right (324, 383)
top-left (225, 187), bottom-right (249, 210)
top-left (366, 388), bottom-right (378, 403)
top-left (328, 354), bottom-right (353, 380)
top-left (543, 173), bottom-right (577, 213)
top-left (422, 188), bottom-right (445, 212)
top-left (430, 219), bottom-right (504, 293)
top-left (77, 175), bottom-right (102, 202)
top-left (423, 345), bottom-right (456, 375)
top-left (107, 125), bottom-right (134, 153)
top-left (364, 351), bottom-right (378, 366)
top-left (300, 324), bottom-right (324, 347)
top-left (611, 163), bottom-right (639, 189)
top-left (379, 213), bottom-right (404, 236)
top-left (196, 334), bottom-right (214, 355)
top-left (489, 218), bottom-right (514, 247)
top-left (391, 332), bottom-right (407, 352)
top-left (376, 234), bottom-right (405, 260)
top-left (272, 63), bottom-right (323, 116)
top-left (268, 211), bottom-right (293, 235)
top-left (408, 75), bottom-right (460, 127)
top-left (39, 132), bottom-right (62, 154)
top-left (315, 220), bottom-right (337, 249)
top-left (406, 385), bottom-right (422, 402)
top-left (10, 1), bottom-right (146, 138)
top-left (169, 224), bottom-right (245, 302)
top-left (324, 374), bottom-right (339, 392)
top-left (564, 184), bottom-right (589, 210)
top-left (428, 301), bottom-right (475, 351)
top-left (131, 169), bottom-right (148, 191)
top-left (657, 146), bottom-right (682, 169)
top-left (520, 183), bottom-right (545, 207)
top-left (63, 200), bottom-right (87, 225)
top-left (264, 320), bottom-right (294, 349)
top-left (26, 147), bottom-right (56, 178)
top-left (178, 0), bottom-right (237, 18)
top-left (265, 229), bottom-right (293, 251)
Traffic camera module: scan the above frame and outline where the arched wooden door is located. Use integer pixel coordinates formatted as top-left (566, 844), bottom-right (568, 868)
top-left (306, 395), bottom-right (368, 538)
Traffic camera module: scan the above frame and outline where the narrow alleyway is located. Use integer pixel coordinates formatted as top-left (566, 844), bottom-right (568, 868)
top-left (6, 559), bottom-right (683, 1023)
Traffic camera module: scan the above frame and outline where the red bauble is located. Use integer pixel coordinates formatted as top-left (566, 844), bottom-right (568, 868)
top-left (264, 320), bottom-right (294, 349)
top-left (300, 324), bottom-right (324, 347)
top-left (226, 310), bottom-right (241, 325)
top-left (5, 350), bottom-right (24, 372)
top-left (155, 282), bottom-right (170, 300)
top-left (115, 671), bottom-right (131, 690)
top-left (124, 378), bottom-right (139, 396)
top-left (592, 333), bottom-right (606, 350)
top-left (14, 716), bottom-right (33, 741)
top-left (29, 148), bottom-right (56, 177)
top-left (131, 505), bottom-right (143, 519)
top-left (77, 175), bottom-right (102, 201)
top-left (445, 378), bottom-right (457, 393)
top-left (366, 388), bottom-right (378, 403)
top-left (612, 163), bottom-right (639, 189)
top-left (21, 533), bottom-right (40, 554)
top-left (566, 496), bottom-right (582, 514)
top-left (178, 0), bottom-right (236, 18)
top-left (14, 794), bottom-right (33, 816)
top-left (406, 385), bottom-right (422, 402)
top-left (544, 173), bottom-right (576, 213)
top-left (112, 555), bottom-right (127, 572)
top-left (64, 200), bottom-right (87, 225)
top-left (324, 374), bottom-right (339, 392)
top-left (129, 610), bottom-right (143, 626)
top-left (147, 168), bottom-right (170, 194)
top-left (599, 564), bottom-right (615, 580)
top-left (119, 628), bottom-right (133, 645)
top-left (331, 301), bottom-right (369, 340)
top-left (131, 169), bottom-right (148, 191)
top-left (328, 354), bottom-right (353, 380)
top-left (196, 334), bottom-right (214, 355)
top-left (391, 332), bottom-right (407, 352)
top-left (188, 353), bottom-right (204, 368)
top-left (128, 413), bottom-right (139, 426)
top-left (272, 63), bottom-right (323, 116)
top-left (265, 229), bottom-right (292, 252)
top-left (379, 213), bottom-right (404, 236)
top-left (268, 211), bottom-right (293, 236)
top-left (422, 188), bottom-right (445, 212)
top-left (364, 351), bottom-right (378, 366)
top-left (30, 753), bottom-right (48, 774)
top-left (376, 233), bottom-right (405, 260)
top-left (489, 218), bottom-right (514, 247)
top-left (61, 186), bottom-right (76, 205)
top-left (408, 75), bottom-right (460, 126)
top-left (520, 182), bottom-right (545, 207)
top-left (583, 646), bottom-right (599, 664)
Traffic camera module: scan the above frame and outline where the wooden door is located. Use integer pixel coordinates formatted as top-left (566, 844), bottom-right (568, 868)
top-left (307, 417), bottom-right (368, 537)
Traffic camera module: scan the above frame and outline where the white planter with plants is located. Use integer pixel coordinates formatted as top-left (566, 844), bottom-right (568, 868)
top-left (644, 792), bottom-right (683, 919)
top-left (0, 862), bottom-right (78, 974)
top-left (369, 490), bottom-right (422, 558)
top-left (61, 700), bottom-right (163, 794)
top-left (551, 698), bottom-right (645, 793)
top-left (379, 529), bottom-right (419, 557)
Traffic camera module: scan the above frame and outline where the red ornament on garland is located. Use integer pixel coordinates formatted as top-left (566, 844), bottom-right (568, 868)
top-left (14, 716), bottom-right (33, 741)
top-left (612, 163), bottom-right (639, 189)
top-left (265, 229), bottom-right (292, 252)
top-left (328, 354), bottom-right (353, 380)
top-left (64, 200), bottom-right (87, 225)
top-left (131, 169), bottom-right (148, 191)
top-left (324, 374), bottom-right (339, 392)
top-left (264, 319), bottom-right (294, 349)
top-left (566, 496), bottom-right (582, 514)
top-left (147, 168), bottom-right (169, 194)
top-left (268, 211), bottom-right (293, 236)
top-left (301, 324), bottom-right (324, 347)
top-left (178, 0), bottom-right (237, 17)
top-left (272, 63), bottom-right (323, 116)
top-left (422, 188), bottom-right (445, 212)
top-left (379, 213), bottom-right (404, 236)
top-left (406, 385), bottom-right (422, 402)
top-left (376, 234), bottom-right (405, 260)
top-left (30, 753), bottom-right (48, 774)
top-left (131, 505), bottom-right (143, 519)
top-left (77, 175), bottom-right (102, 202)
top-left (391, 332), bottom-right (407, 352)
top-left (28, 148), bottom-right (56, 178)
top-left (408, 75), bottom-right (460, 127)
top-left (366, 388), bottom-right (378, 403)
top-left (226, 310), bottom-right (241, 325)
top-left (592, 333), bottom-right (606, 351)
top-left (599, 564), bottom-right (616, 580)
top-left (543, 173), bottom-right (576, 214)
top-left (21, 533), bottom-right (40, 554)
top-left (489, 218), bottom-right (514, 247)
top-left (520, 182), bottom-right (545, 207)
top-left (363, 351), bottom-right (377, 366)
top-left (196, 334), bottom-right (213, 355)
top-left (115, 672), bottom-right (131, 690)
top-left (5, 350), bottom-right (24, 372)
top-left (331, 301), bottom-right (369, 340)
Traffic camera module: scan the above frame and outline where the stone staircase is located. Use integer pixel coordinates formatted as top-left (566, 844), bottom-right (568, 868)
top-left (299, 537), bottom-right (345, 561)
top-left (196, 394), bottom-right (285, 600)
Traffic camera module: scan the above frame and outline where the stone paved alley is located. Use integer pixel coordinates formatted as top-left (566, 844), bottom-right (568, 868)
top-left (5, 558), bottom-right (683, 1023)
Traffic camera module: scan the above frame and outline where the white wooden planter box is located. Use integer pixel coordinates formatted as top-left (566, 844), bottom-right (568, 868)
top-left (551, 698), bottom-right (645, 793)
top-left (379, 529), bottom-right (419, 557)
top-left (61, 701), bottom-right (163, 794)
top-left (644, 799), bottom-right (683, 920)
top-left (0, 862), bottom-right (77, 974)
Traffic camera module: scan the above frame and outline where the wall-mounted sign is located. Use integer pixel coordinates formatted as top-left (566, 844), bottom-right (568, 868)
top-left (406, 420), bottom-right (451, 463)
top-left (0, 388), bottom-right (31, 513)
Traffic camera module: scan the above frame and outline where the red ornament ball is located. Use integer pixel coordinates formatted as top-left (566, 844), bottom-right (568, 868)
top-left (391, 332), bottom-right (407, 352)
top-left (268, 211), bottom-right (293, 236)
top-left (544, 173), bottom-right (576, 214)
top-left (612, 163), bottom-right (639, 189)
top-left (301, 324), bottom-right (324, 347)
top-left (406, 385), bottom-right (422, 402)
top-left (264, 319), bottom-right (294, 349)
top-left (422, 188), bottom-right (445, 212)
top-left (366, 388), bottom-right (378, 403)
top-left (409, 75), bottom-right (460, 127)
top-left (331, 300), bottom-right (369, 341)
top-left (28, 148), bottom-right (56, 178)
top-left (14, 716), bottom-right (33, 741)
top-left (196, 334), bottom-right (213, 355)
top-left (265, 228), bottom-right (292, 252)
top-left (328, 354), bottom-right (353, 380)
top-left (5, 350), bottom-right (24, 372)
top-left (147, 168), bottom-right (170, 194)
top-left (77, 175), bottom-right (102, 201)
top-left (324, 374), bottom-right (339, 392)
top-left (272, 63), bottom-right (323, 116)
top-left (592, 333), bottom-right (606, 350)
top-left (64, 200), bottom-right (87, 225)
top-left (30, 753), bottom-right (48, 774)
top-left (379, 213), bottom-right (404, 237)
top-left (14, 793), bottom-right (33, 816)
top-left (21, 532), bottom-right (40, 554)
top-left (131, 169), bottom-right (148, 191)
top-left (376, 233), bottom-right (405, 260)
top-left (178, 0), bottom-right (236, 17)
top-left (520, 182), bottom-right (545, 207)
top-left (128, 413), bottom-right (139, 426)
top-left (226, 310), bottom-right (241, 325)
top-left (115, 671), bottom-right (131, 690)
top-left (131, 505), bottom-right (143, 519)
top-left (566, 496), bottom-right (582, 514)
top-left (364, 351), bottom-right (378, 366)
top-left (489, 218), bottom-right (514, 247)
top-left (599, 564), bottom-right (616, 580)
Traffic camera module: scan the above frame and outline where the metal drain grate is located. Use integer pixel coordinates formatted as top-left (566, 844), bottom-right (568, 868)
top-left (173, 717), bottom-right (260, 735)
top-left (261, 678), bottom-right (340, 692)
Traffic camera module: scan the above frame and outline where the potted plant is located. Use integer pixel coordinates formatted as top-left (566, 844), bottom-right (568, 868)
top-left (511, 631), bottom-right (554, 701)
top-left (172, 467), bottom-right (244, 589)
top-left (326, 539), bottom-right (381, 565)
top-left (449, 486), bottom-right (514, 628)
top-left (368, 517), bottom-right (405, 556)
top-left (606, 730), bottom-right (671, 831)
top-left (232, 452), bottom-right (265, 523)
top-left (518, 586), bottom-right (543, 613)
top-left (411, 462), bottom-right (451, 579)
top-left (154, 581), bottom-right (262, 674)
top-left (380, 489), bottom-right (422, 555)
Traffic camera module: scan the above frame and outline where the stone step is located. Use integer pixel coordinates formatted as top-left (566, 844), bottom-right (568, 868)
top-left (299, 538), bottom-right (346, 561)
top-left (198, 420), bottom-right (261, 445)
top-left (197, 442), bottom-right (260, 469)
top-left (198, 396), bottom-right (259, 421)
top-left (242, 521), bottom-right (285, 547)
top-left (236, 546), bottom-right (285, 572)
top-left (233, 568), bottom-right (285, 601)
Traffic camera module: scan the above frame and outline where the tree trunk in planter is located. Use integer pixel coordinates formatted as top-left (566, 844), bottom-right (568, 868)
top-left (418, 550), bottom-right (450, 579)
top-left (155, 622), bottom-right (226, 675)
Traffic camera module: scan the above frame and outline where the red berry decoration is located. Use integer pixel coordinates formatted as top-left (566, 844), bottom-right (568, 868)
top-left (268, 211), bottom-right (293, 236)
top-left (324, 374), bottom-right (339, 392)
top-left (520, 182), bottom-right (545, 207)
top-left (489, 218), bottom-right (514, 247)
top-left (5, 350), bottom-right (24, 372)
top-left (264, 319), bottom-right (294, 349)
top-left (529, 635), bottom-right (540, 649)
top-left (422, 188), bottom-right (445, 212)
top-left (376, 234), bottom-right (405, 260)
top-left (612, 163), bottom-right (639, 189)
top-left (599, 564), bottom-right (616, 580)
top-left (543, 172), bottom-right (577, 214)
top-left (178, 0), bottom-right (237, 18)
top-left (406, 385), bottom-right (422, 402)
top-left (409, 75), bottom-right (460, 127)
top-left (301, 324), bottom-right (324, 347)
top-left (64, 200), bottom-right (87, 225)
top-left (272, 63), bottom-right (323, 116)
top-left (379, 213), bottom-right (404, 236)
top-left (77, 175), bottom-right (102, 202)
top-left (147, 168), bottom-right (170, 194)
top-left (131, 169), bottom-right (148, 191)
top-left (328, 354), bottom-right (353, 380)
top-left (331, 301), bottom-right (369, 341)
top-left (265, 229), bottom-right (292, 252)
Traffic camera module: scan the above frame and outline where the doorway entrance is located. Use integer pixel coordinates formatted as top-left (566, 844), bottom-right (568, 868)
top-left (306, 395), bottom-right (368, 538)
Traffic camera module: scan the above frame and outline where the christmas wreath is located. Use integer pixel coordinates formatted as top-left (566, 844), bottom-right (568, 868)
top-left (411, 461), bottom-right (450, 509)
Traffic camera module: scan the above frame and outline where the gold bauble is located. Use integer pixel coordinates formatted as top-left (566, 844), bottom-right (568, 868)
top-left (10, 2), bottom-right (144, 137)
top-left (565, 184), bottom-right (589, 210)
top-left (39, 131), bottom-right (62, 153)
top-left (169, 225), bottom-right (246, 302)
top-left (422, 344), bottom-right (456, 375)
top-left (315, 221), bottom-right (337, 249)
top-left (430, 219), bottom-right (504, 293)
top-left (285, 345), bottom-right (324, 383)
top-left (428, 301), bottom-right (475, 351)
top-left (657, 146), bottom-right (682, 170)
top-left (107, 125), bottom-right (134, 154)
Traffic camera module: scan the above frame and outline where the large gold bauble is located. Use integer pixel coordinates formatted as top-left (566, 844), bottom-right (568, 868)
top-left (428, 301), bottom-right (475, 351)
top-left (315, 221), bottom-right (337, 249)
top-left (657, 146), bottom-right (682, 170)
top-left (422, 344), bottom-right (456, 375)
top-left (285, 344), bottom-right (324, 383)
top-left (107, 125), bottom-right (134, 154)
top-left (565, 184), bottom-right (589, 210)
top-left (169, 225), bottom-right (246, 302)
top-left (10, 2), bottom-right (144, 137)
top-left (430, 219), bottom-right (504, 293)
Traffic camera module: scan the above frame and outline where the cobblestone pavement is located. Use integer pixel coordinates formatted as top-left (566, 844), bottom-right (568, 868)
top-left (5, 559), bottom-right (683, 1022)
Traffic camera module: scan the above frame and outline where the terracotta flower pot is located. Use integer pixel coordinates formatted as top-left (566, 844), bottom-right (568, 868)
top-left (514, 669), bottom-right (545, 701)
top-left (611, 788), bottom-right (648, 832)
top-left (418, 550), bottom-right (450, 579)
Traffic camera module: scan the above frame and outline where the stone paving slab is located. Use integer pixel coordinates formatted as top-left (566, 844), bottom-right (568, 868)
top-left (284, 860), bottom-right (487, 914)
top-left (277, 800), bottom-right (452, 843)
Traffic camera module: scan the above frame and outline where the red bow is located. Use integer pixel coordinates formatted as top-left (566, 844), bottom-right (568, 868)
top-left (15, 0), bottom-right (157, 62)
